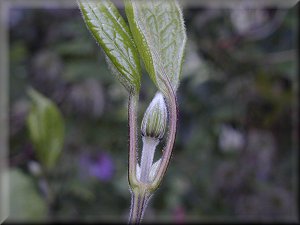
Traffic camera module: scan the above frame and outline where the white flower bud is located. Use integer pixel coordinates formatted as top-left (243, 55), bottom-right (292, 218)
top-left (141, 93), bottom-right (167, 140)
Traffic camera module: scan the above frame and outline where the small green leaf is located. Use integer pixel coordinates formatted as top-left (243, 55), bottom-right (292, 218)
top-left (27, 88), bottom-right (64, 170)
top-left (125, 0), bottom-right (186, 93)
top-left (9, 169), bottom-right (47, 222)
top-left (78, 0), bottom-right (141, 93)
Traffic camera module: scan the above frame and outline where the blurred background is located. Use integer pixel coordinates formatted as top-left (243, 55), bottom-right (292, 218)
top-left (7, 1), bottom-right (298, 223)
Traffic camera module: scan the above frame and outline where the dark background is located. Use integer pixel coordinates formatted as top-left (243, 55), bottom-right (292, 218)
top-left (8, 1), bottom-right (298, 223)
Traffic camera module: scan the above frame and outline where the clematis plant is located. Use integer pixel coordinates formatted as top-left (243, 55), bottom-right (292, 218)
top-left (78, 0), bottom-right (186, 223)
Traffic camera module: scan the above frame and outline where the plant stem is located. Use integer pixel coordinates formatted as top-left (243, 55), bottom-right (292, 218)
top-left (127, 84), bottom-right (177, 223)
top-left (128, 187), bottom-right (151, 224)
top-left (128, 92), bottom-right (139, 187)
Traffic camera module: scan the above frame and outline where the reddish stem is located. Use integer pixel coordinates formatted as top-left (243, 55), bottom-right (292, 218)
top-left (128, 92), bottom-right (139, 188)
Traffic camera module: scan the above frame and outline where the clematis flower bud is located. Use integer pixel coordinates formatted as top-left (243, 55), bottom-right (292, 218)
top-left (141, 92), bottom-right (167, 140)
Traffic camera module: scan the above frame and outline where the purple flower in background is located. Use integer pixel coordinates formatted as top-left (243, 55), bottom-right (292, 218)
top-left (80, 152), bottom-right (114, 182)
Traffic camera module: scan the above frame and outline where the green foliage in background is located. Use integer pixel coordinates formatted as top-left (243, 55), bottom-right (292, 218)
top-left (27, 88), bottom-right (65, 170)
top-left (9, 169), bottom-right (47, 221)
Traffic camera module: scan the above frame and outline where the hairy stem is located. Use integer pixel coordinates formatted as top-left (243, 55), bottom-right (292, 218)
top-left (129, 187), bottom-right (151, 224)
top-left (128, 92), bottom-right (139, 188)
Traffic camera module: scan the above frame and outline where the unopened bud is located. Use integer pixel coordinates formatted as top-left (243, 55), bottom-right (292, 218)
top-left (141, 93), bottom-right (167, 140)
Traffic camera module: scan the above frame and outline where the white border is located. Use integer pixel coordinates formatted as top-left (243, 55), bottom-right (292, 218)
top-left (0, 0), bottom-right (9, 223)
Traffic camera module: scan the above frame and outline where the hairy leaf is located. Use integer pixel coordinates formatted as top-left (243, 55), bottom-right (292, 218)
top-left (27, 88), bottom-right (65, 170)
top-left (125, 0), bottom-right (186, 93)
top-left (79, 0), bottom-right (141, 92)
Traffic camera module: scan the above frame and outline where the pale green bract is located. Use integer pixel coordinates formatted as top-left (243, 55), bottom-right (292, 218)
top-left (125, 0), bottom-right (186, 94)
top-left (27, 89), bottom-right (65, 170)
top-left (78, 0), bottom-right (141, 93)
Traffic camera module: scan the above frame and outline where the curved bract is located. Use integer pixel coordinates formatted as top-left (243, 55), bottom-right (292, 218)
top-left (125, 0), bottom-right (186, 94)
top-left (79, 0), bottom-right (141, 93)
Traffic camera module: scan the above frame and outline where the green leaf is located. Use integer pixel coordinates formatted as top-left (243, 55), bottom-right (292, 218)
top-left (125, 0), bottom-right (186, 93)
top-left (78, 0), bottom-right (141, 93)
top-left (9, 169), bottom-right (47, 222)
top-left (27, 88), bottom-right (65, 170)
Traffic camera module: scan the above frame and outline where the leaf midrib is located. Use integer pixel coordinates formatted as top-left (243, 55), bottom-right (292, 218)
top-left (85, 2), bottom-right (139, 81)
